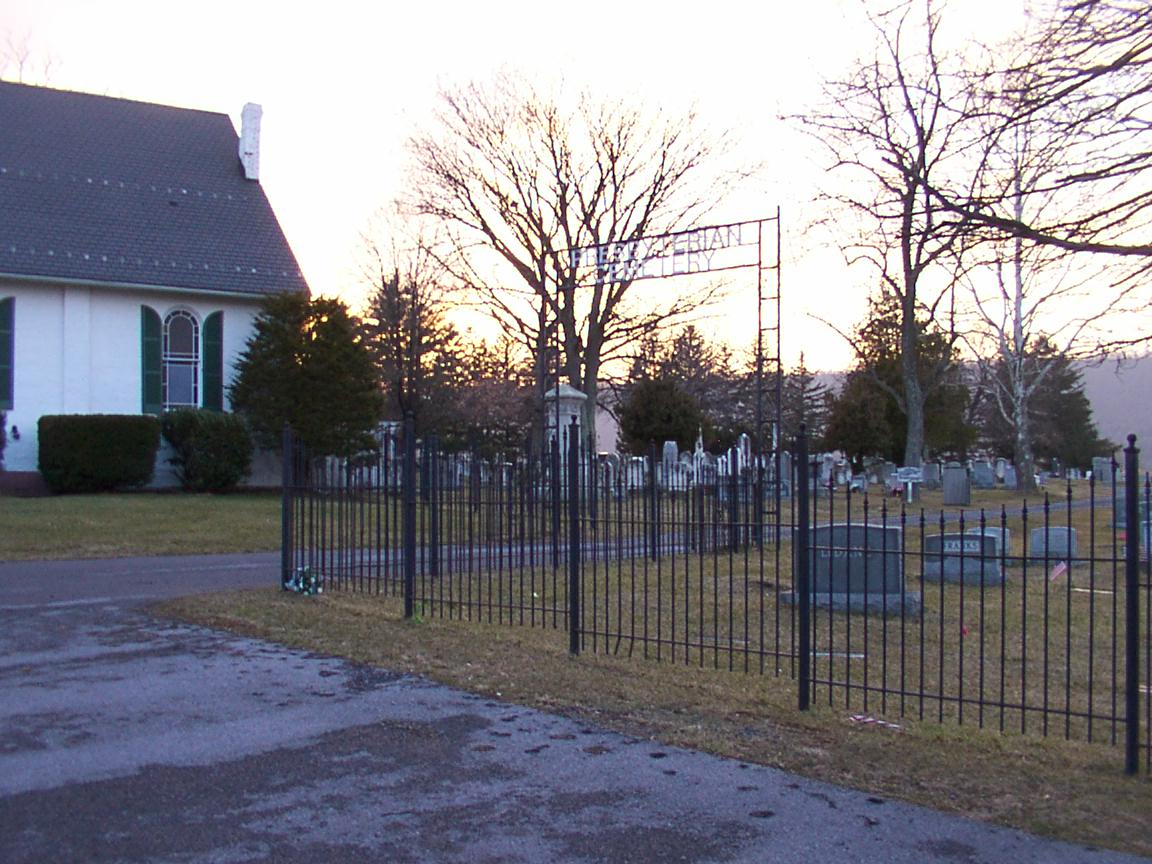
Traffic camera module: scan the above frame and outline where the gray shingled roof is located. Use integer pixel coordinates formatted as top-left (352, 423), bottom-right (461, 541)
top-left (0, 81), bottom-right (309, 296)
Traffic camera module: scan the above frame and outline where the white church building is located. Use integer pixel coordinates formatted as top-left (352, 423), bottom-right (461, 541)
top-left (0, 82), bottom-right (308, 489)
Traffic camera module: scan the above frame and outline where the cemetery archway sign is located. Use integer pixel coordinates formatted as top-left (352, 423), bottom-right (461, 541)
top-left (559, 212), bottom-right (784, 535)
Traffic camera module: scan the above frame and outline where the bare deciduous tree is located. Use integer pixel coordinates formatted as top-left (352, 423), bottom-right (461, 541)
top-left (957, 1), bottom-right (1151, 486)
top-left (799, 0), bottom-right (975, 467)
top-left (933, 0), bottom-right (1152, 264)
top-left (0, 31), bottom-right (57, 84)
top-left (405, 72), bottom-right (732, 443)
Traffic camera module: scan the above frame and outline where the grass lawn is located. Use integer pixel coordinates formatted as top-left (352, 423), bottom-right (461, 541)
top-left (0, 492), bottom-right (281, 560)
top-left (153, 587), bottom-right (1151, 858)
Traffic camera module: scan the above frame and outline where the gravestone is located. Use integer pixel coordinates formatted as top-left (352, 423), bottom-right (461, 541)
top-left (863, 458), bottom-right (883, 485)
top-left (626, 456), bottom-right (646, 490)
top-left (966, 526), bottom-right (1012, 557)
top-left (600, 453), bottom-right (620, 488)
top-left (1112, 489), bottom-right (1150, 529)
top-left (895, 466), bottom-right (923, 503)
top-left (821, 453), bottom-right (836, 486)
top-left (1002, 465), bottom-right (1019, 490)
top-left (785, 523), bottom-right (919, 614)
top-left (942, 464), bottom-right (971, 506)
top-left (778, 450), bottom-right (793, 487)
top-left (662, 440), bottom-right (679, 467)
top-left (995, 457), bottom-right (1007, 481)
top-left (922, 533), bottom-right (1004, 585)
top-left (921, 462), bottom-right (941, 490)
top-left (971, 461), bottom-right (996, 490)
top-left (1028, 527), bottom-right (1078, 565)
top-left (834, 460), bottom-right (850, 487)
top-left (1092, 456), bottom-right (1113, 483)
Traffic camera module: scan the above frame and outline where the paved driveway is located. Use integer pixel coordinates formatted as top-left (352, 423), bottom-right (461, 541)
top-left (0, 555), bottom-right (1145, 863)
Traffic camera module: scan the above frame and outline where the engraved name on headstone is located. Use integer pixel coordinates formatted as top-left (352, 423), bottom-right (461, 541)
top-left (923, 533), bottom-right (1004, 585)
top-left (787, 523), bottom-right (920, 614)
top-left (966, 526), bottom-right (1012, 557)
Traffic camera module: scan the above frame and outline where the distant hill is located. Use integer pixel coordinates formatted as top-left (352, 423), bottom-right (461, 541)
top-left (1079, 356), bottom-right (1152, 454)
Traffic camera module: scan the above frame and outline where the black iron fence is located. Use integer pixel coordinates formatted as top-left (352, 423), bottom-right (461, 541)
top-left (281, 420), bottom-right (1149, 774)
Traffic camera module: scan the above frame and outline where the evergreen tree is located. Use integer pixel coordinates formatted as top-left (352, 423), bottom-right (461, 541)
top-left (621, 324), bottom-right (744, 452)
top-left (617, 378), bottom-right (707, 456)
top-left (362, 269), bottom-right (463, 436)
top-left (230, 293), bottom-right (385, 456)
top-left (823, 292), bottom-right (975, 465)
top-left (780, 353), bottom-right (832, 445)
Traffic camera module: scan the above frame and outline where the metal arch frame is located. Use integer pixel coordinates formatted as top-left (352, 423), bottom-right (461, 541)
top-left (553, 211), bottom-right (784, 539)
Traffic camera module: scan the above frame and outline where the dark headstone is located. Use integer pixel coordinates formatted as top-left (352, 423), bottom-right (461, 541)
top-left (971, 461), bottom-right (996, 490)
top-left (921, 462), bottom-right (941, 490)
top-left (786, 523), bottom-right (919, 614)
top-left (922, 533), bottom-right (1004, 585)
top-left (1028, 527), bottom-right (1077, 564)
top-left (942, 465), bottom-right (971, 506)
top-left (1002, 465), bottom-right (1019, 490)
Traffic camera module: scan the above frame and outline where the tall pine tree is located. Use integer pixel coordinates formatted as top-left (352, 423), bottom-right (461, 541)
top-left (230, 293), bottom-right (385, 456)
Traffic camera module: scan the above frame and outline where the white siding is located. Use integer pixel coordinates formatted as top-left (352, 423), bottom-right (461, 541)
top-left (0, 279), bottom-right (263, 478)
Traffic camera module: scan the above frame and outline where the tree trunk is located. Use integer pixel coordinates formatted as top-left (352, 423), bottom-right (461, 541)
top-left (900, 294), bottom-right (925, 468)
top-left (1014, 397), bottom-right (1037, 494)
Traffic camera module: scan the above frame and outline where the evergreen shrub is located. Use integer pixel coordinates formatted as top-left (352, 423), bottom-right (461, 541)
top-left (38, 414), bottom-right (161, 493)
top-left (161, 409), bottom-right (252, 492)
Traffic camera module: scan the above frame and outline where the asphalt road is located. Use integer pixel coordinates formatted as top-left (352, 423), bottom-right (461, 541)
top-left (0, 554), bottom-right (1145, 863)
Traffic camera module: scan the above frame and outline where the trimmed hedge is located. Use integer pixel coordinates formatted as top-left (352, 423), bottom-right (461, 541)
top-left (161, 409), bottom-right (252, 492)
top-left (38, 414), bottom-right (161, 493)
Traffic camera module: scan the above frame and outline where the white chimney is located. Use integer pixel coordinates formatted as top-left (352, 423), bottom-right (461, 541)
top-left (239, 102), bottom-right (262, 181)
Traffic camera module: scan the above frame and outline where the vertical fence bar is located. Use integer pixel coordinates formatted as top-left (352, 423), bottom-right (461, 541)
top-left (402, 414), bottom-right (416, 620)
top-left (648, 442), bottom-right (659, 561)
top-left (1124, 435), bottom-right (1140, 775)
top-left (568, 419), bottom-right (581, 656)
top-left (796, 425), bottom-right (811, 711)
top-left (280, 424), bottom-right (295, 587)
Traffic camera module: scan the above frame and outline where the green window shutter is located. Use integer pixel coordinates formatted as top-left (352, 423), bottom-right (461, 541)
top-left (141, 305), bottom-right (162, 414)
top-left (0, 297), bottom-right (12, 410)
top-left (203, 311), bottom-right (223, 411)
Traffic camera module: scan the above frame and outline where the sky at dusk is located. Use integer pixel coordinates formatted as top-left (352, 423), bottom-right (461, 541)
top-left (2, 0), bottom-right (1032, 371)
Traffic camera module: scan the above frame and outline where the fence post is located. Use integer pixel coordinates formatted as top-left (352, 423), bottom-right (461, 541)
top-left (402, 413), bottom-right (416, 620)
top-left (280, 424), bottom-right (295, 588)
top-left (428, 433), bottom-right (440, 581)
top-left (1124, 435), bottom-right (1140, 775)
top-left (551, 434), bottom-right (561, 569)
top-left (568, 419), bottom-right (581, 655)
top-left (796, 424), bottom-right (811, 711)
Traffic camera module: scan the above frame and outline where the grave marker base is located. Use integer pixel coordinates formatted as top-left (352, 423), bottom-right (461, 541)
top-left (782, 590), bottom-right (922, 616)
